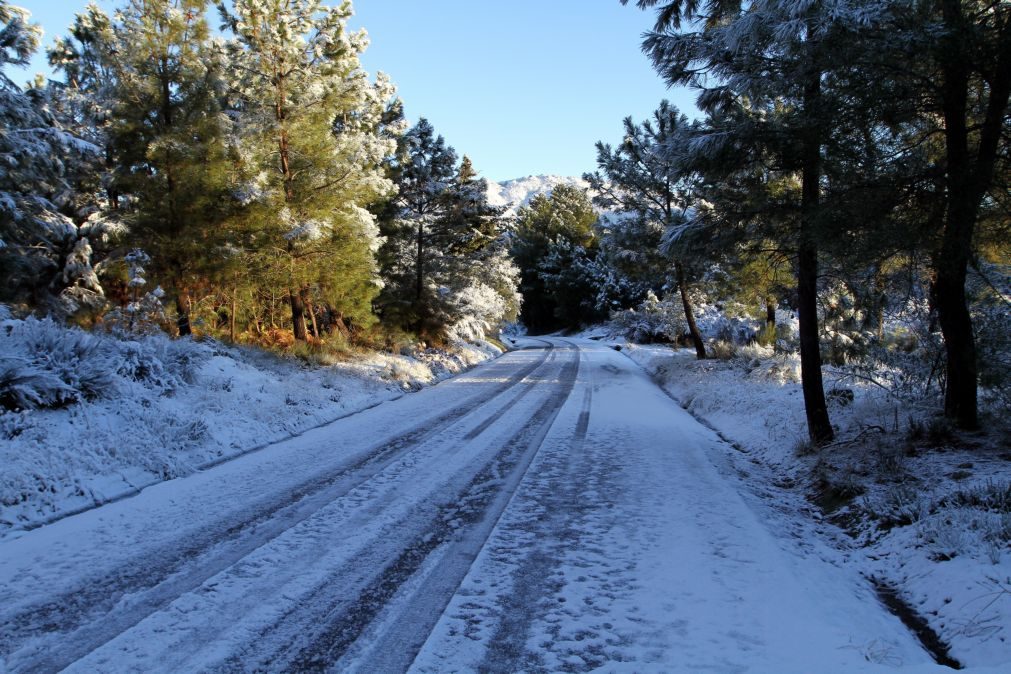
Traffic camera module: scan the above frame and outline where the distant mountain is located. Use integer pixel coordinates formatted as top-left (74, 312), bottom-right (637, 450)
top-left (486, 175), bottom-right (589, 217)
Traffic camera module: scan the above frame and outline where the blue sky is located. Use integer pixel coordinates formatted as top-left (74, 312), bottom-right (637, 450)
top-left (13, 0), bottom-right (698, 182)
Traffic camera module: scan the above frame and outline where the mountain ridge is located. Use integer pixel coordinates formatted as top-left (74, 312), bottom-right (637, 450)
top-left (485, 174), bottom-right (589, 216)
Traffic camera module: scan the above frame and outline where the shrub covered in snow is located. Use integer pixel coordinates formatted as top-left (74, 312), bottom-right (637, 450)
top-left (610, 291), bottom-right (767, 349)
top-left (0, 312), bottom-right (216, 413)
top-left (1, 316), bottom-right (119, 410)
top-left (913, 480), bottom-right (1011, 564)
top-left (610, 291), bottom-right (686, 343)
top-left (692, 301), bottom-right (761, 346)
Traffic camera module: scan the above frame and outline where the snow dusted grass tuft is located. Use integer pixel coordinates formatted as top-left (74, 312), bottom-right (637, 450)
top-left (0, 312), bottom-right (501, 534)
top-left (1, 317), bottom-right (120, 410)
top-left (622, 340), bottom-right (1011, 668)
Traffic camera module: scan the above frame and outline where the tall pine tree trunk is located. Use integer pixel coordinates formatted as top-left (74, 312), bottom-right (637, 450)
top-left (931, 0), bottom-right (1010, 429)
top-left (276, 72), bottom-right (309, 344)
top-left (798, 64), bottom-right (834, 445)
top-left (935, 0), bottom-right (977, 429)
top-left (675, 260), bottom-right (706, 359)
top-left (161, 65), bottom-right (188, 339)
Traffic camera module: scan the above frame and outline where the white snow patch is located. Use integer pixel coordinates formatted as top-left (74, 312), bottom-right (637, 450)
top-left (622, 341), bottom-right (1011, 669)
top-left (0, 315), bottom-right (501, 535)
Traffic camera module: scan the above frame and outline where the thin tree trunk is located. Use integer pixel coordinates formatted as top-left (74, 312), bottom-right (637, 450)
top-left (161, 61), bottom-right (188, 340)
top-left (414, 220), bottom-right (426, 333)
top-left (798, 61), bottom-right (834, 445)
top-left (675, 260), bottom-right (706, 360)
top-left (766, 296), bottom-right (779, 351)
top-left (305, 292), bottom-right (320, 339)
top-left (277, 70), bottom-right (309, 344)
top-left (105, 145), bottom-right (118, 211)
top-left (289, 287), bottom-right (308, 342)
top-left (414, 221), bottom-right (422, 301)
top-left (415, 221), bottom-right (425, 302)
top-left (333, 312), bottom-right (349, 337)
top-left (865, 269), bottom-right (886, 341)
top-left (176, 290), bottom-right (192, 337)
top-left (252, 290), bottom-right (263, 336)
top-left (229, 293), bottom-right (237, 343)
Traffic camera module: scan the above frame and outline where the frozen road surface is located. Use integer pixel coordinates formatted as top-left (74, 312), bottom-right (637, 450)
top-left (1, 339), bottom-right (951, 672)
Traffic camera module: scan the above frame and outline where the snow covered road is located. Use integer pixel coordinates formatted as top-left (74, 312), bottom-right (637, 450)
top-left (0, 339), bottom-right (957, 672)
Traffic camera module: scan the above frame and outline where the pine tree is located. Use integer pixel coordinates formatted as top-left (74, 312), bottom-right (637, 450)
top-left (438, 155), bottom-right (519, 339)
top-left (221, 0), bottom-right (397, 341)
top-left (623, 0), bottom-right (855, 443)
top-left (443, 155), bottom-right (500, 255)
top-left (585, 100), bottom-right (707, 359)
top-left (0, 1), bottom-right (101, 313)
top-left (377, 121), bottom-right (516, 340)
top-left (376, 118), bottom-right (458, 335)
top-left (46, 2), bottom-right (118, 214)
top-left (104, 0), bottom-right (234, 336)
top-left (511, 184), bottom-right (599, 332)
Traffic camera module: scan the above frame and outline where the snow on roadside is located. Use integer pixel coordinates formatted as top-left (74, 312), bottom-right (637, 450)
top-left (619, 340), bottom-right (1011, 669)
top-left (0, 314), bottom-right (500, 536)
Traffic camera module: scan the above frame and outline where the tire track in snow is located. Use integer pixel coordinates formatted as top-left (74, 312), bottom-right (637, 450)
top-left (1, 344), bottom-right (558, 673)
top-left (472, 345), bottom-right (597, 672)
top-left (205, 342), bottom-right (583, 673)
top-left (335, 344), bottom-right (587, 674)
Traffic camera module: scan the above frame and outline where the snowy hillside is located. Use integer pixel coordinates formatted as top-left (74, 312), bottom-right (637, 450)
top-left (485, 175), bottom-right (589, 216)
top-left (0, 313), bottom-right (501, 534)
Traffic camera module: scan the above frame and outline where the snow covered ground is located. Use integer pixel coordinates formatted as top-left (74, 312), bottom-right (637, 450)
top-left (0, 314), bottom-right (500, 535)
top-left (620, 340), bottom-right (1011, 670)
top-left (2, 336), bottom-right (996, 672)
top-left (412, 339), bottom-right (947, 673)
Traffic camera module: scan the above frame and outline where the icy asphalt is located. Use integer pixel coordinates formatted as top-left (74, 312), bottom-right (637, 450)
top-left (0, 338), bottom-right (970, 672)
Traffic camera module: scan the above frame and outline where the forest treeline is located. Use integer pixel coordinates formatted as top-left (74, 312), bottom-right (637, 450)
top-left (0, 0), bottom-right (519, 352)
top-left (1, 0), bottom-right (1008, 444)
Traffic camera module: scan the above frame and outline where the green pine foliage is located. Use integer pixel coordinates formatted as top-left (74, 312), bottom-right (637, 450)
top-left (585, 101), bottom-right (709, 358)
top-left (2, 0), bottom-right (527, 353)
top-left (106, 0), bottom-right (234, 335)
top-left (221, 0), bottom-right (397, 341)
top-left (377, 120), bottom-right (517, 342)
top-left (511, 184), bottom-right (599, 333)
top-left (0, 1), bottom-right (103, 315)
top-left (45, 3), bottom-right (118, 218)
